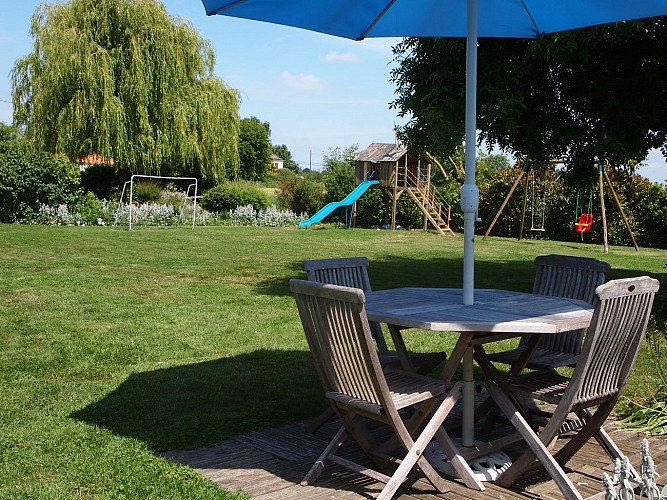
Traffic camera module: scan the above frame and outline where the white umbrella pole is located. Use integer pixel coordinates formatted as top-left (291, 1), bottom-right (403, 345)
top-left (461, 0), bottom-right (479, 307)
top-left (461, 0), bottom-right (479, 449)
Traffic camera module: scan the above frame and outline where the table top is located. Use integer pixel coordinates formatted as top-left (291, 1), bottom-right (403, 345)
top-left (365, 288), bottom-right (594, 334)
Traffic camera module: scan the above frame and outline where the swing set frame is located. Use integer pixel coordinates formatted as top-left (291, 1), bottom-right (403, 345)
top-left (483, 160), bottom-right (639, 253)
top-left (483, 160), bottom-right (549, 242)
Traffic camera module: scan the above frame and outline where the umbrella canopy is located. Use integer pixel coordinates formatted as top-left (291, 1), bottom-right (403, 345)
top-left (201, 0), bottom-right (667, 39)
top-left (201, 0), bottom-right (667, 304)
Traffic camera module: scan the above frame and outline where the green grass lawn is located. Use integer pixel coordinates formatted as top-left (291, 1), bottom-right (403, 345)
top-left (1, 224), bottom-right (666, 498)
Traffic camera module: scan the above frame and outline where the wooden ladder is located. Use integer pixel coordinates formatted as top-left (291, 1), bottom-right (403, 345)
top-left (405, 171), bottom-right (455, 236)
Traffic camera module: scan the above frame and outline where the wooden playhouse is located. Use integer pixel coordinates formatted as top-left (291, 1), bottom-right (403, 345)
top-left (354, 143), bottom-right (454, 236)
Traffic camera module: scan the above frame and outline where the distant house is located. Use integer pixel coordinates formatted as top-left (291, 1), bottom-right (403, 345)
top-left (271, 153), bottom-right (284, 170)
top-left (77, 153), bottom-right (114, 172)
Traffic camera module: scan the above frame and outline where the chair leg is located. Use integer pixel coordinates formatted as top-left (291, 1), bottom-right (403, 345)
top-left (486, 382), bottom-right (584, 500)
top-left (379, 384), bottom-right (474, 499)
top-left (301, 425), bottom-right (347, 486)
top-left (552, 402), bottom-right (628, 470)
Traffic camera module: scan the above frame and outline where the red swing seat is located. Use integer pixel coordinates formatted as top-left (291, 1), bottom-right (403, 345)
top-left (574, 213), bottom-right (593, 234)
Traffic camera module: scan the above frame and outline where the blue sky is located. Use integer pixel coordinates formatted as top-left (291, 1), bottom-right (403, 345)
top-left (1, 0), bottom-right (665, 182)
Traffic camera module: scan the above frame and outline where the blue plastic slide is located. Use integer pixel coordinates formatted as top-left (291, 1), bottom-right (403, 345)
top-left (299, 180), bottom-right (380, 227)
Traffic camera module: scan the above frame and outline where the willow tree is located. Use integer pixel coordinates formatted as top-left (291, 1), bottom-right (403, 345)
top-left (11, 0), bottom-right (240, 181)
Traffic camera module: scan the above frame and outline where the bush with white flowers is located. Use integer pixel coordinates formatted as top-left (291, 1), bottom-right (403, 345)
top-left (228, 204), bottom-right (307, 227)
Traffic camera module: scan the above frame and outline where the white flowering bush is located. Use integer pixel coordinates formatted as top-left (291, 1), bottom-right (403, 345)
top-left (227, 204), bottom-right (257, 226)
top-left (25, 199), bottom-right (218, 228)
top-left (24, 200), bottom-right (300, 228)
top-left (34, 203), bottom-right (80, 226)
top-left (113, 202), bottom-right (178, 227)
top-left (26, 199), bottom-right (117, 226)
top-left (228, 204), bottom-right (307, 227)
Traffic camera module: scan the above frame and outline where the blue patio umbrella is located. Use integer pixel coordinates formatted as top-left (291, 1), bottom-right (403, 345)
top-left (200, 0), bottom-right (667, 306)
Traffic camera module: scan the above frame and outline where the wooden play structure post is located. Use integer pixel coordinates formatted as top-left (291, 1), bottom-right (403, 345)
top-left (518, 163), bottom-right (531, 241)
top-left (483, 162), bottom-right (529, 241)
top-left (598, 162), bottom-right (639, 252)
top-left (598, 161), bottom-right (609, 253)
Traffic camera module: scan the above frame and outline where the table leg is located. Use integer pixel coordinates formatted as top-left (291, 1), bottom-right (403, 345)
top-left (387, 324), bottom-right (415, 372)
top-left (508, 334), bottom-right (541, 376)
top-left (462, 347), bottom-right (475, 447)
top-left (439, 332), bottom-right (472, 381)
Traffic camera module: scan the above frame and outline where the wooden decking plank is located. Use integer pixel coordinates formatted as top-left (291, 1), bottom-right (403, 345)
top-left (257, 426), bottom-right (331, 457)
top-left (164, 443), bottom-right (268, 469)
top-left (161, 440), bottom-right (249, 465)
top-left (200, 447), bottom-right (277, 469)
top-left (164, 418), bottom-right (662, 499)
top-left (280, 424), bottom-right (338, 448)
top-left (231, 433), bottom-right (308, 460)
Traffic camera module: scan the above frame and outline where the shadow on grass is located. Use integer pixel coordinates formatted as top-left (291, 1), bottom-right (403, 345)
top-left (71, 349), bottom-right (324, 452)
top-left (254, 255), bottom-right (537, 298)
top-left (256, 254), bottom-right (667, 320)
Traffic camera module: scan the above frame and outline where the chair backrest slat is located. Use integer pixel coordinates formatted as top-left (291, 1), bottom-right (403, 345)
top-left (302, 257), bottom-right (388, 352)
top-left (290, 278), bottom-right (392, 413)
top-left (303, 257), bottom-right (373, 291)
top-left (565, 276), bottom-right (658, 408)
top-left (529, 254), bottom-right (611, 353)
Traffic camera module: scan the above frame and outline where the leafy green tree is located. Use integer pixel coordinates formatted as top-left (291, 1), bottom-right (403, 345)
top-left (11, 0), bottom-right (240, 181)
top-left (0, 122), bottom-right (20, 153)
top-left (0, 150), bottom-right (82, 222)
top-left (319, 145), bottom-right (355, 223)
top-left (322, 145), bottom-right (358, 173)
top-left (271, 144), bottom-right (300, 172)
top-left (391, 17), bottom-right (667, 174)
top-left (0, 122), bottom-right (17, 143)
top-left (322, 146), bottom-right (358, 201)
top-left (238, 117), bottom-right (272, 181)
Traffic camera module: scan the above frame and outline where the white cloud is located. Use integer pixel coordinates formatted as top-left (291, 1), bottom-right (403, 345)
top-left (322, 51), bottom-right (359, 63)
top-left (279, 71), bottom-right (326, 91)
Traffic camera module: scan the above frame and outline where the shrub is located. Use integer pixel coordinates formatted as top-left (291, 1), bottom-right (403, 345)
top-left (131, 180), bottom-right (163, 204)
top-left (292, 178), bottom-right (325, 216)
top-left (227, 204), bottom-right (306, 227)
top-left (74, 192), bottom-right (106, 225)
top-left (112, 202), bottom-right (214, 227)
top-left (323, 162), bottom-right (355, 224)
top-left (33, 203), bottom-right (80, 226)
top-left (276, 176), bottom-right (324, 216)
top-left (0, 149), bottom-right (82, 222)
top-left (268, 167), bottom-right (298, 187)
top-left (396, 194), bottom-right (427, 229)
top-left (355, 188), bottom-right (384, 227)
top-left (201, 180), bottom-right (268, 213)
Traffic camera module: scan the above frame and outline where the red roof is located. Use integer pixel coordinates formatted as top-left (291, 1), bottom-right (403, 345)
top-left (78, 153), bottom-right (114, 165)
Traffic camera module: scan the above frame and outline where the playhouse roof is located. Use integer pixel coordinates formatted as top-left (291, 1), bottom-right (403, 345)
top-left (355, 143), bottom-right (408, 163)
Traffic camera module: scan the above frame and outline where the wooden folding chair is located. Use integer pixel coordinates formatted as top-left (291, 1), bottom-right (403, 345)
top-left (487, 276), bottom-right (659, 500)
top-left (290, 278), bottom-right (483, 499)
top-left (487, 254), bottom-right (611, 370)
top-left (302, 257), bottom-right (446, 374)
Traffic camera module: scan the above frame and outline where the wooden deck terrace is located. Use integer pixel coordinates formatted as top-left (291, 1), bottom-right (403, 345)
top-left (163, 415), bottom-right (667, 499)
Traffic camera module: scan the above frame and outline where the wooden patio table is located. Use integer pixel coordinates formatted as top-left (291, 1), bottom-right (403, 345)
top-left (364, 287), bottom-right (594, 485)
